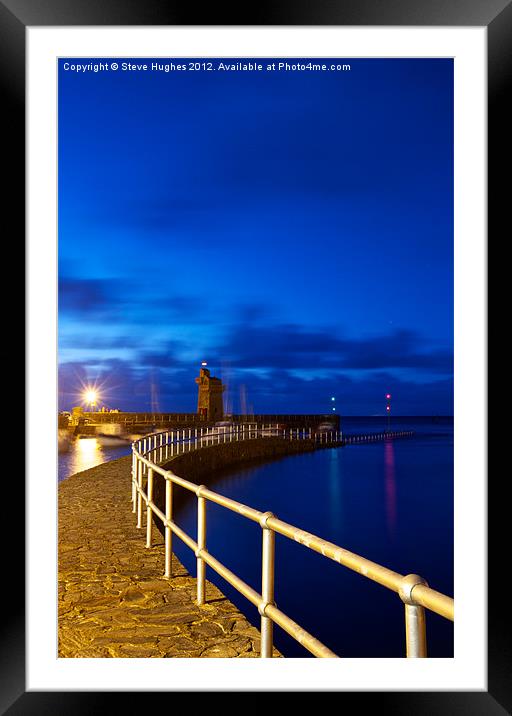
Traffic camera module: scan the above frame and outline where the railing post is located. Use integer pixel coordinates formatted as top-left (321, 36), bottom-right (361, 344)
top-left (146, 467), bottom-right (154, 548)
top-left (131, 451), bottom-right (137, 512)
top-left (259, 511), bottom-right (276, 658)
top-left (165, 476), bottom-right (173, 578)
top-left (137, 459), bottom-right (143, 529)
top-left (399, 574), bottom-right (428, 657)
top-left (404, 603), bottom-right (427, 657)
top-left (196, 486), bottom-right (207, 605)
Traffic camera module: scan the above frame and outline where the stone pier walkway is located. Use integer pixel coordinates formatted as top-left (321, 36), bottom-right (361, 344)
top-left (59, 455), bottom-right (279, 657)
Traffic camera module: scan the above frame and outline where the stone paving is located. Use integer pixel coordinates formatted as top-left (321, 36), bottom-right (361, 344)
top-left (59, 455), bottom-right (280, 658)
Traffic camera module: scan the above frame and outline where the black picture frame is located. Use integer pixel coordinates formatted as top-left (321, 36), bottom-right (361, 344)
top-left (3, 0), bottom-right (498, 711)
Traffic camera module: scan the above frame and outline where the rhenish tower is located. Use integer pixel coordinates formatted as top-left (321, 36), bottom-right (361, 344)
top-left (196, 365), bottom-right (224, 421)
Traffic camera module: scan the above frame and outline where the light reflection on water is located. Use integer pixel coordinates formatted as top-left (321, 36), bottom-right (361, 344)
top-left (328, 448), bottom-right (342, 534)
top-left (58, 437), bottom-right (132, 482)
top-left (384, 439), bottom-right (397, 538)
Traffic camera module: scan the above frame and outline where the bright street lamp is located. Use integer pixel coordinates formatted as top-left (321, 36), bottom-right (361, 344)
top-left (84, 389), bottom-right (98, 412)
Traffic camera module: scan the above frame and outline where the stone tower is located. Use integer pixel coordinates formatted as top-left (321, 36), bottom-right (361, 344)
top-left (196, 367), bottom-right (224, 421)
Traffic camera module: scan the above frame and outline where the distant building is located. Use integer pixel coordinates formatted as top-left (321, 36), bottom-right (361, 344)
top-left (195, 367), bottom-right (224, 421)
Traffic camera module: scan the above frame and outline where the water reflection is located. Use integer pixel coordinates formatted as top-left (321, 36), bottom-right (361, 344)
top-left (328, 448), bottom-right (342, 532)
top-left (58, 436), bottom-right (132, 482)
top-left (73, 437), bottom-right (102, 475)
top-left (384, 439), bottom-right (397, 537)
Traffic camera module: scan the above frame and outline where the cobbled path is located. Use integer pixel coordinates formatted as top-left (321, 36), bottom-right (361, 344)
top-left (59, 455), bottom-right (280, 658)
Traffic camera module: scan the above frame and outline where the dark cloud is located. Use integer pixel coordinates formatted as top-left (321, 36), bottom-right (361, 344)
top-left (137, 343), bottom-right (191, 369)
top-left (58, 278), bottom-right (113, 314)
top-left (216, 324), bottom-right (452, 375)
top-left (338, 330), bottom-right (453, 372)
top-left (58, 274), bottom-right (206, 326)
top-left (59, 334), bottom-right (142, 350)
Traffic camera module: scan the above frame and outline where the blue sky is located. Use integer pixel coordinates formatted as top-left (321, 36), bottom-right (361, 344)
top-left (58, 58), bottom-right (453, 415)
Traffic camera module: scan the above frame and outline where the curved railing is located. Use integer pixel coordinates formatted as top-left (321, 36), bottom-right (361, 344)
top-left (131, 425), bottom-right (453, 658)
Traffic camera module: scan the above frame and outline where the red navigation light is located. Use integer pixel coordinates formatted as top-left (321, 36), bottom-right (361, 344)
top-left (386, 393), bottom-right (391, 400)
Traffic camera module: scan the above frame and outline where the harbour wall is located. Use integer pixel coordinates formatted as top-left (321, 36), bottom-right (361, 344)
top-left (60, 412), bottom-right (340, 432)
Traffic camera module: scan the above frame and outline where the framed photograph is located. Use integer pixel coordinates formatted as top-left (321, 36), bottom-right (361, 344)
top-left (3, 0), bottom-right (499, 710)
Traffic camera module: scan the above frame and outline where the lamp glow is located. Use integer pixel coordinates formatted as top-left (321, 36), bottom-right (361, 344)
top-left (83, 389), bottom-right (99, 410)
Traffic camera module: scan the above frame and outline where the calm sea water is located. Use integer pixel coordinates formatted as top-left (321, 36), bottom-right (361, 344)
top-left (170, 417), bottom-right (454, 658)
top-left (58, 417), bottom-right (453, 658)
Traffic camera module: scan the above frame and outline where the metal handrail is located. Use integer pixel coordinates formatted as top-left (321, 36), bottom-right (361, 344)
top-left (131, 424), bottom-right (453, 658)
